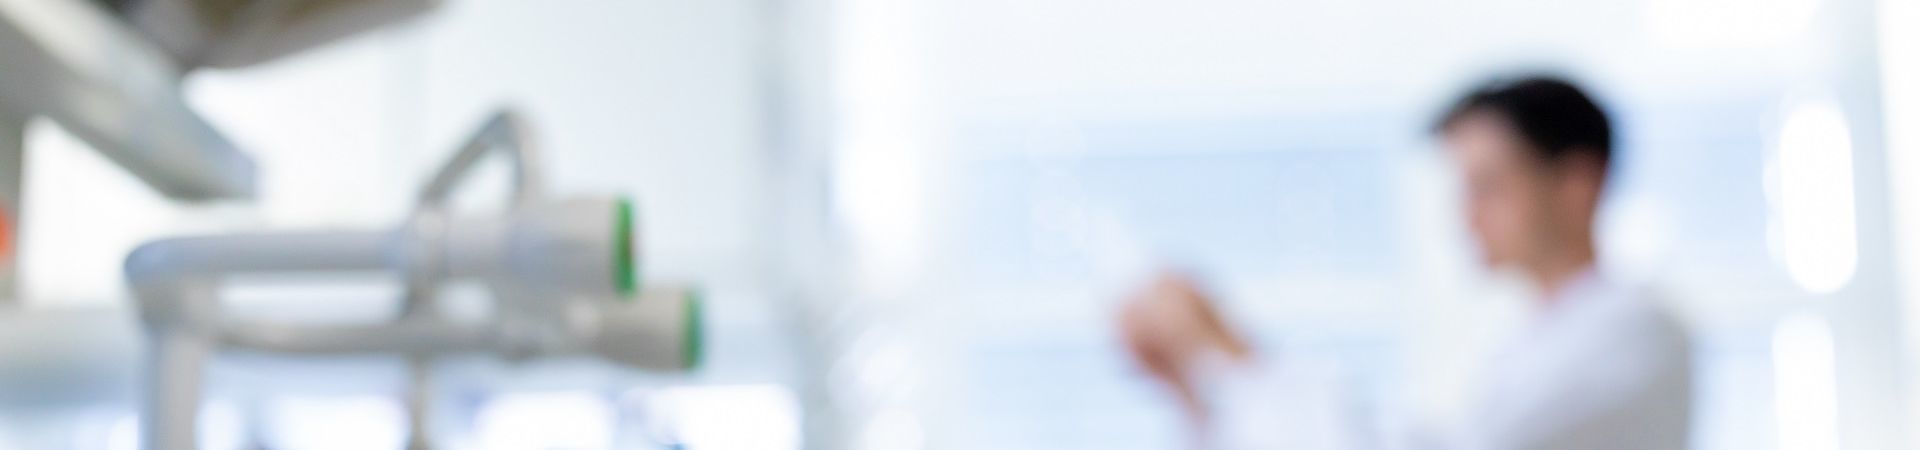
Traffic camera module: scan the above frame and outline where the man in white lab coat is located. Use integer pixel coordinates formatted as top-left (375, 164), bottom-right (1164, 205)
top-left (1118, 76), bottom-right (1692, 450)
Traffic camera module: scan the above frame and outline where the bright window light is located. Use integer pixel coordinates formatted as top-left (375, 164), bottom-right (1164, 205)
top-left (639, 384), bottom-right (802, 450)
top-left (1771, 100), bottom-right (1857, 294)
top-left (474, 391), bottom-right (614, 450)
top-left (107, 414), bottom-right (138, 450)
top-left (857, 408), bottom-right (924, 450)
top-left (1772, 313), bottom-right (1839, 450)
top-left (266, 396), bottom-right (405, 449)
top-left (17, 119), bottom-right (182, 306)
top-left (1645, 0), bottom-right (1821, 49)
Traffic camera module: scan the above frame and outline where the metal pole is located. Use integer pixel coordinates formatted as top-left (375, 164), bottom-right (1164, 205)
top-left (401, 110), bottom-right (543, 449)
top-left (404, 356), bottom-right (434, 450)
top-left (144, 328), bottom-right (212, 450)
top-left (0, 111), bottom-right (26, 305)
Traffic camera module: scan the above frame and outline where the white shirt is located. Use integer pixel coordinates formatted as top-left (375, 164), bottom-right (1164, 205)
top-left (1201, 271), bottom-right (1693, 450)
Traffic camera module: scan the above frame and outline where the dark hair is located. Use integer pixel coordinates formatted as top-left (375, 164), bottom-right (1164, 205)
top-left (1433, 75), bottom-right (1612, 170)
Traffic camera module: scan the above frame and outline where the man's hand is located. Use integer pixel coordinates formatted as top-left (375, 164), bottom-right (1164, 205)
top-left (1117, 272), bottom-right (1254, 425)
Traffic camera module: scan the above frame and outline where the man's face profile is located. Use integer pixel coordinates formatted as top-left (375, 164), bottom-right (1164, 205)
top-left (1444, 111), bottom-right (1560, 271)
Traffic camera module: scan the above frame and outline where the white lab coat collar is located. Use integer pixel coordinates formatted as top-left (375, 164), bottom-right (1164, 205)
top-left (1523, 266), bottom-right (1613, 338)
top-left (1540, 267), bottom-right (1607, 310)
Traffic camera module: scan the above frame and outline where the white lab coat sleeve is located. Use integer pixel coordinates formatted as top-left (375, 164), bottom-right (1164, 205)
top-left (1196, 357), bottom-right (1373, 450)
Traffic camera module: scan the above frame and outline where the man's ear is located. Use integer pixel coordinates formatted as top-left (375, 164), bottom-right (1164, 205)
top-left (1556, 150), bottom-right (1607, 207)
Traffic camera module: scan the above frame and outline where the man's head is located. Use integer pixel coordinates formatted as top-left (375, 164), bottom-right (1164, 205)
top-left (1433, 76), bottom-right (1611, 274)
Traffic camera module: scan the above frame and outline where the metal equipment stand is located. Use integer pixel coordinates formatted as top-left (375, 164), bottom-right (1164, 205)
top-left (0, 112), bottom-right (24, 303)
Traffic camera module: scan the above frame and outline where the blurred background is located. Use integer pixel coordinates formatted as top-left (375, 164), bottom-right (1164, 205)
top-left (2, 0), bottom-right (1919, 448)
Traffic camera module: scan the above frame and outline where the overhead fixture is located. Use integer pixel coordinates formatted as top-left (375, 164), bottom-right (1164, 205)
top-left (1769, 99), bottom-right (1857, 295)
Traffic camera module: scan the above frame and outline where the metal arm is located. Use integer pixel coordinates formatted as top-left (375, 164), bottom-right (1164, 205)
top-left (417, 110), bottom-right (546, 208)
top-left (127, 109), bottom-right (687, 450)
top-left (402, 109), bottom-right (545, 449)
top-left (0, 0), bottom-right (256, 200)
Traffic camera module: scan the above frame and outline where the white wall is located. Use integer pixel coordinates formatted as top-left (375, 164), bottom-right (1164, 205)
top-left (393, 0), bottom-right (774, 286)
top-left (1880, 0), bottom-right (1920, 446)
